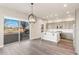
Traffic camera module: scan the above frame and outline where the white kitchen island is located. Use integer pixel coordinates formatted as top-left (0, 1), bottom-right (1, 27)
top-left (41, 30), bottom-right (60, 43)
top-left (41, 29), bottom-right (74, 43)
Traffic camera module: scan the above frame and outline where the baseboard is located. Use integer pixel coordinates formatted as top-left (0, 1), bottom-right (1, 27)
top-left (30, 37), bottom-right (41, 40)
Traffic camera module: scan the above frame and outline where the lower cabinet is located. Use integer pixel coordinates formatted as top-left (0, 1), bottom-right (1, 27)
top-left (41, 32), bottom-right (60, 43)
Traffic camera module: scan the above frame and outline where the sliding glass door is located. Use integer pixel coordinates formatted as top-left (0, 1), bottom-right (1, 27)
top-left (4, 18), bottom-right (19, 44)
top-left (4, 17), bottom-right (30, 44)
top-left (20, 21), bottom-right (29, 41)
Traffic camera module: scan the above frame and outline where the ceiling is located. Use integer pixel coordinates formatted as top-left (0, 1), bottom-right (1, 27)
top-left (0, 3), bottom-right (79, 21)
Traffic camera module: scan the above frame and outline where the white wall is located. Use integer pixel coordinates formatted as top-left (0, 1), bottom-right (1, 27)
top-left (30, 19), bottom-right (46, 40)
top-left (75, 9), bottom-right (79, 54)
top-left (0, 16), bottom-right (4, 47)
top-left (0, 6), bottom-right (26, 47)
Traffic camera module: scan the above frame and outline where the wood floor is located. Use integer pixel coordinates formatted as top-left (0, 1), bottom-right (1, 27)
top-left (0, 39), bottom-right (75, 55)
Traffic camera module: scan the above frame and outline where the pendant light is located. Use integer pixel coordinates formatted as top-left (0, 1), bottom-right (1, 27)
top-left (28, 3), bottom-right (36, 23)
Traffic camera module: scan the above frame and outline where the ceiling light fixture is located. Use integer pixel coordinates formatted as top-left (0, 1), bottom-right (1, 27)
top-left (64, 4), bottom-right (67, 7)
top-left (28, 3), bottom-right (36, 23)
top-left (46, 16), bottom-right (48, 18)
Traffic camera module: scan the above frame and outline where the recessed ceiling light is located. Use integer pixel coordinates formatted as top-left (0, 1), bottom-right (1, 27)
top-left (46, 16), bottom-right (48, 18)
top-left (66, 11), bottom-right (70, 14)
top-left (64, 4), bottom-right (67, 7)
top-left (55, 14), bottom-right (58, 16)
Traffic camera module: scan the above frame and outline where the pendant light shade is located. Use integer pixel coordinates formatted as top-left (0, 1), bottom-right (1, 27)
top-left (28, 3), bottom-right (36, 23)
top-left (28, 13), bottom-right (36, 23)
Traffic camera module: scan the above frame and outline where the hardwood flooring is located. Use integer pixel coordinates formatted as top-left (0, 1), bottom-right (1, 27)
top-left (0, 39), bottom-right (75, 55)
